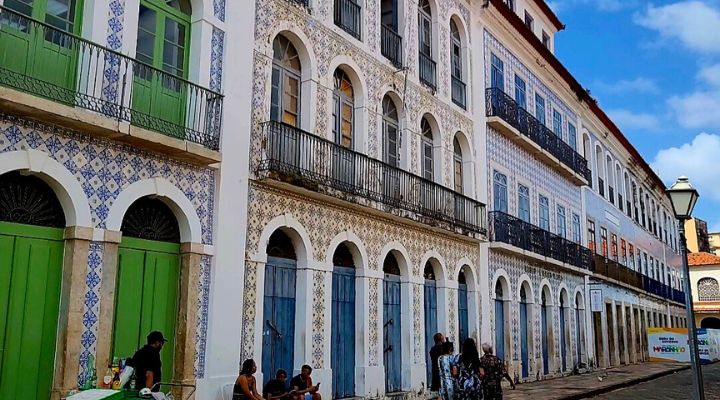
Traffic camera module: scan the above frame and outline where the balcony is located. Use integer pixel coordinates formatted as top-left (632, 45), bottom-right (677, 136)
top-left (334, 0), bottom-right (361, 40)
top-left (591, 255), bottom-right (685, 305)
top-left (489, 211), bottom-right (592, 271)
top-left (258, 121), bottom-right (487, 235)
top-left (419, 52), bottom-right (436, 91)
top-left (451, 76), bottom-right (466, 109)
top-left (381, 24), bottom-right (403, 68)
top-left (485, 88), bottom-right (589, 185)
top-left (0, 6), bottom-right (222, 163)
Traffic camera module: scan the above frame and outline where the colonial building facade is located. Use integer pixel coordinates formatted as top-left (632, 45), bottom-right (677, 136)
top-left (0, 0), bottom-right (689, 399)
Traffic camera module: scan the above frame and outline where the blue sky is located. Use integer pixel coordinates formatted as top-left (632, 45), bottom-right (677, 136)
top-left (548, 0), bottom-right (720, 230)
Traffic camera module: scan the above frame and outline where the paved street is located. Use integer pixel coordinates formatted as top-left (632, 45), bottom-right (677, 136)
top-left (592, 362), bottom-right (720, 399)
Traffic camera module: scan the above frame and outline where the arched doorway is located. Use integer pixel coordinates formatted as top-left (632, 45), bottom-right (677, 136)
top-left (541, 288), bottom-right (551, 375)
top-left (494, 279), bottom-right (506, 360)
top-left (701, 317), bottom-right (720, 329)
top-left (331, 242), bottom-right (356, 398)
top-left (112, 197), bottom-right (181, 385)
top-left (458, 268), bottom-right (469, 344)
top-left (423, 261), bottom-right (438, 386)
top-left (519, 284), bottom-right (530, 379)
top-left (383, 252), bottom-right (402, 393)
top-left (0, 172), bottom-right (65, 399)
top-left (262, 230), bottom-right (298, 384)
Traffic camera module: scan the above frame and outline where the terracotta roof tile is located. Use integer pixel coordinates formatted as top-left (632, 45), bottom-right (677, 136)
top-left (689, 252), bottom-right (720, 266)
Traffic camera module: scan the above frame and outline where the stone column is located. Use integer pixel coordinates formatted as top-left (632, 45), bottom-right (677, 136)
top-left (52, 226), bottom-right (93, 399)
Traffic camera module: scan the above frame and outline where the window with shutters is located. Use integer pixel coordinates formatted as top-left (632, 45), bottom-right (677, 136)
top-left (493, 171), bottom-right (508, 213)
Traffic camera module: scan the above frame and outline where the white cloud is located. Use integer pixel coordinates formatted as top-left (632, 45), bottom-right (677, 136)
top-left (548, 0), bottom-right (629, 12)
top-left (595, 77), bottom-right (659, 94)
top-left (668, 90), bottom-right (720, 129)
top-left (652, 133), bottom-right (720, 201)
top-left (634, 1), bottom-right (720, 53)
top-left (699, 63), bottom-right (720, 86)
top-left (607, 109), bottom-right (661, 131)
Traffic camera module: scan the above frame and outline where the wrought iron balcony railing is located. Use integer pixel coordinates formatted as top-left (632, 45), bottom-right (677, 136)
top-left (381, 24), bottom-right (403, 68)
top-left (334, 0), bottom-right (361, 40)
top-left (0, 6), bottom-right (222, 150)
top-left (419, 52), bottom-right (436, 91)
top-left (489, 211), bottom-right (592, 270)
top-left (451, 75), bottom-right (466, 109)
top-left (591, 255), bottom-right (685, 304)
top-left (258, 121), bottom-right (487, 234)
top-left (486, 88), bottom-right (590, 182)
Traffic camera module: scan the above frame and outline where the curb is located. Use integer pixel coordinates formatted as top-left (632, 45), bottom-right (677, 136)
top-left (559, 365), bottom-right (691, 400)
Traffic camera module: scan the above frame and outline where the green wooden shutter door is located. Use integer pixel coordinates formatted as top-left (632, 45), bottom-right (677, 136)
top-left (113, 239), bottom-right (180, 386)
top-left (0, 228), bottom-right (64, 400)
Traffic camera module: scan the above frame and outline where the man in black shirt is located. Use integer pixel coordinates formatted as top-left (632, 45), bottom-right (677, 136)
top-left (429, 332), bottom-right (445, 392)
top-left (129, 331), bottom-right (167, 391)
top-left (290, 365), bottom-right (320, 400)
top-left (263, 369), bottom-right (290, 400)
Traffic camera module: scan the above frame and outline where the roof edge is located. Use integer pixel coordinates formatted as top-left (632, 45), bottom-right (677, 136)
top-left (489, 0), bottom-right (666, 192)
top-left (531, 0), bottom-right (565, 31)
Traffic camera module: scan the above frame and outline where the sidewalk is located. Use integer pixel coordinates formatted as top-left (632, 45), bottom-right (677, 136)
top-left (503, 363), bottom-right (690, 400)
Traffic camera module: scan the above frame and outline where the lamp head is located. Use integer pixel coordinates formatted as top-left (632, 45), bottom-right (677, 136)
top-left (666, 176), bottom-right (699, 220)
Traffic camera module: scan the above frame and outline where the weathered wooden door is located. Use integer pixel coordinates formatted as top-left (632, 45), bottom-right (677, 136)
top-left (458, 283), bottom-right (469, 344)
top-left (494, 298), bottom-right (504, 360)
top-left (520, 300), bottom-right (529, 378)
top-left (383, 275), bottom-right (402, 393)
top-left (424, 279), bottom-right (437, 385)
top-left (262, 256), bottom-right (296, 385)
top-left (331, 266), bottom-right (355, 398)
top-left (112, 237), bottom-right (180, 385)
top-left (0, 222), bottom-right (64, 399)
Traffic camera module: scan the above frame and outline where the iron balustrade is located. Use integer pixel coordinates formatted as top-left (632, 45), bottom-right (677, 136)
top-left (489, 211), bottom-right (592, 270)
top-left (486, 87), bottom-right (590, 182)
top-left (258, 121), bottom-right (487, 234)
top-left (381, 24), bottom-right (403, 68)
top-left (418, 52), bottom-right (436, 91)
top-left (451, 75), bottom-right (466, 109)
top-left (591, 255), bottom-right (685, 304)
top-left (334, 0), bottom-right (361, 40)
top-left (0, 6), bottom-right (222, 149)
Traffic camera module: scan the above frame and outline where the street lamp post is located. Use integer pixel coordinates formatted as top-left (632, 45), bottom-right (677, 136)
top-left (667, 176), bottom-right (704, 400)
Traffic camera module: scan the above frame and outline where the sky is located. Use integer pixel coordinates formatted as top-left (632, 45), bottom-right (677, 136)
top-left (547, 0), bottom-right (720, 230)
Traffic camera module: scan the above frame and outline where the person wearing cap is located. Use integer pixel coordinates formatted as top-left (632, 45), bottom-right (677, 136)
top-left (130, 331), bottom-right (167, 392)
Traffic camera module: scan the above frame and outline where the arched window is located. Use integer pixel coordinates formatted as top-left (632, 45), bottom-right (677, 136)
top-left (333, 69), bottom-right (354, 149)
top-left (450, 19), bottom-right (465, 108)
top-left (595, 147), bottom-right (604, 195)
top-left (453, 137), bottom-right (463, 193)
top-left (418, 0), bottom-right (436, 89)
top-left (121, 197), bottom-right (181, 242)
top-left (421, 117), bottom-right (434, 180)
top-left (382, 95), bottom-right (400, 167)
top-left (271, 35), bottom-right (302, 127)
top-left (698, 278), bottom-right (720, 301)
top-left (0, 171), bottom-right (66, 228)
top-left (605, 155), bottom-right (614, 203)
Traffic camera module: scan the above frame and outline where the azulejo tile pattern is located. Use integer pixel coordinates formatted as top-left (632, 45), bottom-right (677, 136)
top-left (102, 0), bottom-right (126, 105)
top-left (214, 0), bottom-right (226, 21)
top-left (369, 278), bottom-right (380, 366)
top-left (241, 183), bottom-right (478, 367)
top-left (241, 261), bottom-right (260, 362)
top-left (195, 255), bottom-right (213, 378)
top-left (78, 241), bottom-right (104, 387)
top-left (0, 115), bottom-right (216, 383)
top-left (210, 28), bottom-right (226, 92)
top-left (413, 285), bottom-right (423, 363)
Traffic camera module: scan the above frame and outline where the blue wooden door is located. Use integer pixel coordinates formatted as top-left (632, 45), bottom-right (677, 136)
top-left (560, 307), bottom-right (567, 372)
top-left (262, 257), bottom-right (296, 385)
top-left (520, 302), bottom-right (529, 378)
top-left (383, 276), bottom-right (402, 393)
top-left (494, 298), bottom-right (504, 360)
top-left (542, 304), bottom-right (549, 374)
top-left (458, 283), bottom-right (469, 344)
top-left (332, 266), bottom-right (356, 398)
top-left (424, 280), bottom-right (437, 386)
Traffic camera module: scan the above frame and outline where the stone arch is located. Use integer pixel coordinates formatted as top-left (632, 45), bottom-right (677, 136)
top-left (540, 279), bottom-right (554, 305)
top-left (701, 317), bottom-right (720, 329)
top-left (419, 250), bottom-right (448, 283)
top-left (326, 230), bottom-right (368, 272)
top-left (418, 111), bottom-right (443, 182)
top-left (448, 11), bottom-right (470, 83)
top-left (452, 130), bottom-right (474, 196)
top-left (517, 274), bottom-right (535, 303)
top-left (558, 284), bottom-right (570, 306)
top-left (492, 269), bottom-right (511, 298)
top-left (378, 89), bottom-right (409, 168)
top-left (106, 177), bottom-right (202, 244)
top-left (255, 214), bottom-right (314, 266)
top-left (379, 241), bottom-right (412, 280)
top-left (0, 149), bottom-right (91, 227)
